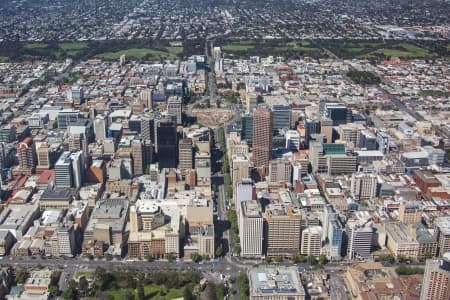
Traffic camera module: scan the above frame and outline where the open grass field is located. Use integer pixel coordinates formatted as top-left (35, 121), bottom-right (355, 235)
top-left (320, 40), bottom-right (435, 59)
top-left (24, 43), bottom-right (48, 49)
top-left (108, 285), bottom-right (183, 300)
top-left (361, 43), bottom-right (435, 59)
top-left (221, 40), bottom-right (326, 58)
top-left (59, 42), bottom-right (87, 51)
top-left (75, 271), bottom-right (93, 279)
top-left (95, 47), bottom-right (181, 60)
top-left (222, 43), bottom-right (254, 51)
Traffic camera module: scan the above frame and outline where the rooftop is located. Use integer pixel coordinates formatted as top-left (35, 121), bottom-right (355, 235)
top-left (249, 267), bottom-right (305, 297)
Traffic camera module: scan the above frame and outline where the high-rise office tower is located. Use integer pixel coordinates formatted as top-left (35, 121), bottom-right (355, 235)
top-left (131, 139), bottom-right (144, 176)
top-left (167, 96), bottom-right (182, 125)
top-left (239, 201), bottom-right (263, 258)
top-left (55, 151), bottom-right (85, 188)
top-left (246, 92), bottom-right (258, 113)
top-left (140, 89), bottom-right (153, 109)
top-left (350, 173), bottom-right (378, 201)
top-left (0, 143), bottom-right (6, 169)
top-left (17, 137), bottom-right (37, 174)
top-left (252, 107), bottom-right (273, 175)
top-left (359, 130), bottom-right (377, 150)
top-left (94, 115), bottom-right (107, 141)
top-left (156, 118), bottom-right (178, 169)
top-left (433, 217), bottom-right (450, 256)
top-left (141, 115), bottom-right (155, 142)
top-left (420, 259), bottom-right (450, 300)
top-left (301, 226), bottom-right (322, 257)
top-left (241, 114), bottom-right (253, 147)
top-left (320, 118), bottom-right (333, 144)
top-left (128, 115), bottom-right (142, 134)
top-left (236, 179), bottom-right (254, 217)
top-left (143, 140), bottom-right (153, 173)
top-left (285, 130), bottom-right (301, 151)
top-left (268, 158), bottom-right (291, 184)
top-left (35, 142), bottom-right (51, 173)
top-left (377, 130), bottom-right (390, 154)
top-left (67, 86), bottom-right (84, 105)
top-left (0, 125), bottom-right (16, 143)
top-left (347, 220), bottom-right (373, 260)
top-left (323, 103), bottom-right (351, 126)
top-left (57, 110), bottom-right (81, 129)
top-left (265, 204), bottom-right (301, 257)
top-left (232, 155), bottom-right (250, 203)
top-left (178, 138), bottom-right (193, 174)
top-left (271, 105), bottom-right (291, 134)
top-left (212, 46), bottom-right (222, 60)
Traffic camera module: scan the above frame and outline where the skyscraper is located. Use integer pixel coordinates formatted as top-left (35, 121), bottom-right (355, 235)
top-left (140, 89), bottom-right (153, 109)
top-left (17, 137), bottom-right (37, 174)
top-left (141, 114), bottom-right (155, 142)
top-left (94, 115), bottom-right (107, 141)
top-left (178, 138), bottom-right (193, 174)
top-left (350, 173), bottom-right (378, 201)
top-left (156, 118), bottom-right (178, 169)
top-left (420, 259), bottom-right (450, 300)
top-left (252, 107), bottom-right (273, 175)
top-left (265, 204), bottom-right (301, 257)
top-left (241, 113), bottom-right (253, 147)
top-left (239, 201), bottom-right (263, 258)
top-left (232, 155), bottom-right (250, 203)
top-left (271, 105), bottom-right (291, 134)
top-left (301, 226), bottom-right (322, 257)
top-left (55, 151), bottom-right (85, 188)
top-left (131, 139), bottom-right (144, 176)
top-left (347, 220), bottom-right (373, 260)
top-left (167, 96), bottom-right (182, 125)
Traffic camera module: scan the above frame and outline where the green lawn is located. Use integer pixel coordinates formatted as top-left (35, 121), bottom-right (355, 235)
top-left (24, 43), bottom-right (48, 49)
top-left (59, 42), bottom-right (87, 51)
top-left (108, 285), bottom-right (183, 300)
top-left (167, 46), bottom-right (183, 55)
top-left (95, 48), bottom-right (178, 60)
top-left (360, 43), bottom-right (434, 59)
top-left (222, 43), bottom-right (255, 51)
top-left (75, 271), bottom-right (93, 279)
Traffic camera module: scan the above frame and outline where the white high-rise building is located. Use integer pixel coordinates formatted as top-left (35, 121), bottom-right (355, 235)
top-left (239, 201), bottom-right (263, 258)
top-left (94, 115), bottom-right (107, 141)
top-left (285, 130), bottom-right (300, 150)
top-left (350, 172), bottom-right (378, 201)
top-left (347, 219), bottom-right (373, 260)
top-left (301, 226), bottom-right (322, 257)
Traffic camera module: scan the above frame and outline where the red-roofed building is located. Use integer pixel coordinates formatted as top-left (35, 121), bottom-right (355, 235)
top-left (36, 170), bottom-right (55, 190)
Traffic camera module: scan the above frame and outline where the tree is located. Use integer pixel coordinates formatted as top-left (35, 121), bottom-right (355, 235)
top-left (237, 273), bottom-right (249, 299)
top-left (191, 253), bottom-right (203, 263)
top-left (215, 283), bottom-right (226, 300)
top-left (307, 255), bottom-right (317, 265)
top-left (136, 281), bottom-right (145, 300)
top-left (48, 286), bottom-right (59, 298)
top-left (62, 286), bottom-right (77, 300)
top-left (122, 289), bottom-right (135, 300)
top-left (424, 252), bottom-right (434, 260)
top-left (264, 256), bottom-right (272, 263)
top-left (15, 268), bottom-right (29, 284)
top-left (274, 256), bottom-right (283, 263)
top-left (79, 277), bottom-right (89, 297)
top-left (319, 254), bottom-right (328, 265)
top-left (183, 284), bottom-right (194, 300)
top-left (215, 244), bottom-right (224, 257)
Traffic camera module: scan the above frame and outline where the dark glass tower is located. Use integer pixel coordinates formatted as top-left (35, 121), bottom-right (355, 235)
top-left (156, 119), bottom-right (178, 169)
